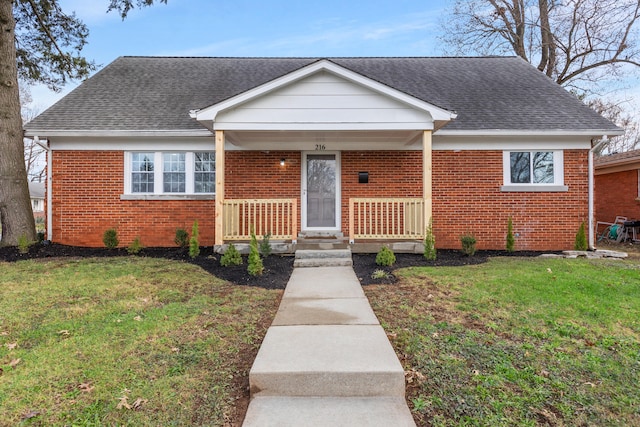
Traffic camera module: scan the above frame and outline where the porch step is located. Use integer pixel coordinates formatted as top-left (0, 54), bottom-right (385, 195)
top-left (242, 396), bottom-right (416, 426)
top-left (293, 249), bottom-right (353, 268)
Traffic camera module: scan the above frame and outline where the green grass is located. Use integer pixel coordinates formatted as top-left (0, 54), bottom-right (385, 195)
top-left (365, 257), bottom-right (640, 426)
top-left (0, 257), bottom-right (281, 426)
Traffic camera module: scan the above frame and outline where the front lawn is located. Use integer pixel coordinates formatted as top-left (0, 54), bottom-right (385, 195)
top-left (0, 257), bottom-right (281, 426)
top-left (365, 257), bottom-right (640, 426)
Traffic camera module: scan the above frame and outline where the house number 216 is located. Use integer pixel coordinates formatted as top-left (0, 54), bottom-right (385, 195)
top-left (315, 144), bottom-right (326, 151)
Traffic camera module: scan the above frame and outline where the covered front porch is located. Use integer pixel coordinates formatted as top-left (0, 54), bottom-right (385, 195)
top-left (189, 59), bottom-right (456, 252)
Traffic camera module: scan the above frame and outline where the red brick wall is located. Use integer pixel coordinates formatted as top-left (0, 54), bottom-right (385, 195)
top-left (226, 151), bottom-right (301, 199)
top-left (50, 151), bottom-right (214, 247)
top-left (432, 150), bottom-right (589, 251)
top-left (595, 169), bottom-right (640, 224)
top-left (49, 149), bottom-right (589, 251)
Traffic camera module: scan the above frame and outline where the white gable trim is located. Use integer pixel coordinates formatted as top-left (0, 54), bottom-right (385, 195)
top-left (192, 59), bottom-right (456, 127)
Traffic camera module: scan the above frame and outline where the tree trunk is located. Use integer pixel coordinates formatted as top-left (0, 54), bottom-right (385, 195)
top-left (0, 0), bottom-right (36, 246)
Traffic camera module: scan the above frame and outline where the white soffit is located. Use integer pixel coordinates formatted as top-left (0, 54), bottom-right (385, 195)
top-left (192, 59), bottom-right (456, 130)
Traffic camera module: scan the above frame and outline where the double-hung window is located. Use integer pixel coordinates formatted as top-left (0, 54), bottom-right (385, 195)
top-left (502, 150), bottom-right (566, 191)
top-left (126, 151), bottom-right (215, 197)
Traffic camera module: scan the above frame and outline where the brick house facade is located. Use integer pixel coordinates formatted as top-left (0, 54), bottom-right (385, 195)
top-left (26, 57), bottom-right (620, 251)
top-left (595, 150), bottom-right (640, 228)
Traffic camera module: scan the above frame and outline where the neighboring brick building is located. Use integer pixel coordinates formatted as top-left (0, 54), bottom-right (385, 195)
top-left (595, 149), bottom-right (640, 230)
top-left (25, 57), bottom-right (621, 251)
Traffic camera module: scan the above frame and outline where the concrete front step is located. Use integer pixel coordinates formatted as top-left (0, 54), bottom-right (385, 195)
top-left (295, 249), bottom-right (352, 259)
top-left (293, 249), bottom-right (353, 268)
top-left (249, 324), bottom-right (405, 398)
top-left (242, 396), bottom-right (416, 427)
top-left (293, 258), bottom-right (353, 267)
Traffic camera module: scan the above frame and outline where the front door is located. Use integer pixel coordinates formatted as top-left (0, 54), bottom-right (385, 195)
top-left (303, 152), bottom-right (340, 230)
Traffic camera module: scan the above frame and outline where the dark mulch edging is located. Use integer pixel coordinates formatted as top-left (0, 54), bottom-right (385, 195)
top-left (0, 243), bottom-right (295, 290)
top-left (354, 250), bottom-right (549, 285)
top-left (0, 243), bottom-right (550, 289)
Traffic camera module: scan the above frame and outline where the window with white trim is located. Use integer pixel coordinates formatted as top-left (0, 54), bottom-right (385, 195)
top-left (502, 150), bottom-right (565, 191)
top-left (125, 151), bottom-right (215, 196)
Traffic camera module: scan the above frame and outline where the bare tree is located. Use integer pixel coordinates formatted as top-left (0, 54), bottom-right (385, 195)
top-left (442, 0), bottom-right (640, 92)
top-left (440, 0), bottom-right (640, 152)
top-left (587, 98), bottom-right (640, 153)
top-left (20, 82), bottom-right (45, 182)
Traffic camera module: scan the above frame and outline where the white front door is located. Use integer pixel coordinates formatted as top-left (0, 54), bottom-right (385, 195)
top-left (302, 152), bottom-right (340, 231)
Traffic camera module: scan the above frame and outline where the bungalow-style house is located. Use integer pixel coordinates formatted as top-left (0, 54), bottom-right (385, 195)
top-left (595, 149), bottom-right (640, 230)
top-left (24, 56), bottom-right (621, 251)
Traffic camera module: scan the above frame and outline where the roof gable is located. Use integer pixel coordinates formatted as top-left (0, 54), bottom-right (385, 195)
top-left (193, 59), bottom-right (456, 131)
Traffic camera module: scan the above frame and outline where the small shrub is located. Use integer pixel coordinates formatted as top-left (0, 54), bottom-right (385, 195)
top-left (17, 234), bottom-right (31, 255)
top-left (506, 217), bottom-right (515, 252)
top-left (461, 233), bottom-right (477, 256)
top-left (36, 231), bottom-right (45, 243)
top-left (102, 228), bottom-right (119, 249)
top-left (221, 243), bottom-right (243, 266)
top-left (574, 221), bottom-right (588, 251)
top-left (174, 228), bottom-right (189, 248)
top-left (371, 269), bottom-right (391, 280)
top-left (424, 217), bottom-right (436, 261)
top-left (247, 232), bottom-right (264, 276)
top-left (260, 232), bottom-right (272, 257)
top-left (127, 237), bottom-right (144, 255)
top-left (376, 246), bottom-right (396, 266)
top-left (189, 221), bottom-right (200, 259)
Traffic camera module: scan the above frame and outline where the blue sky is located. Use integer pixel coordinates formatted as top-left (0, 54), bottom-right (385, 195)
top-left (30, 0), bottom-right (448, 109)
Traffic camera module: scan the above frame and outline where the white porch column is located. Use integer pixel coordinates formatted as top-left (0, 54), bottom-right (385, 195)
top-left (423, 130), bottom-right (433, 228)
top-left (215, 130), bottom-right (225, 246)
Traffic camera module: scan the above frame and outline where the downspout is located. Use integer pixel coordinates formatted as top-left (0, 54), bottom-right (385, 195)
top-left (34, 137), bottom-right (52, 242)
top-left (588, 136), bottom-right (609, 250)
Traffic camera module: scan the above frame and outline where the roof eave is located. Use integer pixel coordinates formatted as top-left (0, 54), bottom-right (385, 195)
top-left (23, 129), bottom-right (213, 138)
top-left (435, 129), bottom-right (624, 137)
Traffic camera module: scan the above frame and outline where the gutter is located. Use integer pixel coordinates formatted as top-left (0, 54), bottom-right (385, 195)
top-left (588, 136), bottom-right (610, 250)
top-left (33, 137), bottom-right (52, 242)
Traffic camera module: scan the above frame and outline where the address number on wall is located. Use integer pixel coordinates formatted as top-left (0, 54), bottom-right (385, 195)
top-left (315, 144), bottom-right (326, 151)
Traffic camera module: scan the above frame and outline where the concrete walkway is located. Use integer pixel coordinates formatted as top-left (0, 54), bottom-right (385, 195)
top-left (242, 266), bottom-right (416, 426)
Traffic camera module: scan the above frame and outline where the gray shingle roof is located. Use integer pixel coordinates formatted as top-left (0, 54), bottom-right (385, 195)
top-left (595, 148), bottom-right (640, 168)
top-left (24, 56), bottom-right (620, 133)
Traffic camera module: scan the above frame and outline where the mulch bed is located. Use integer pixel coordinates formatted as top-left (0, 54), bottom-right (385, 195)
top-left (0, 243), bottom-right (548, 289)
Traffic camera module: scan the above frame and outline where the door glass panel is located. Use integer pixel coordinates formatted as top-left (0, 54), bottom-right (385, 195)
top-left (306, 154), bottom-right (336, 227)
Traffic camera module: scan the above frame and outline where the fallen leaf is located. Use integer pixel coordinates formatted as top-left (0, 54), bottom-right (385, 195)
top-left (132, 398), bottom-right (148, 410)
top-left (432, 332), bottom-right (439, 338)
top-left (472, 369), bottom-right (480, 376)
top-left (540, 370), bottom-right (550, 378)
top-left (122, 388), bottom-right (131, 394)
top-left (386, 332), bottom-right (397, 340)
top-left (584, 381), bottom-right (597, 388)
top-left (0, 331), bottom-right (8, 336)
top-left (171, 347), bottom-right (180, 353)
top-left (5, 342), bottom-right (17, 350)
top-left (133, 316), bottom-right (142, 322)
top-left (78, 383), bottom-right (94, 393)
top-left (21, 410), bottom-right (40, 421)
top-left (116, 396), bottom-right (131, 410)
top-left (116, 319), bottom-right (122, 323)
top-left (58, 330), bottom-right (70, 336)
top-left (546, 268), bottom-right (553, 273)
top-left (8, 359), bottom-right (21, 368)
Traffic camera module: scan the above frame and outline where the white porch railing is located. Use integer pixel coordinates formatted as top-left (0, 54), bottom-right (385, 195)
top-left (349, 198), bottom-right (425, 240)
top-left (223, 199), bottom-right (298, 241)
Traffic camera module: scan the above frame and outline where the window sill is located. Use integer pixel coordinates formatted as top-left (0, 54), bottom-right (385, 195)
top-left (500, 185), bottom-right (568, 193)
top-left (120, 194), bottom-right (215, 201)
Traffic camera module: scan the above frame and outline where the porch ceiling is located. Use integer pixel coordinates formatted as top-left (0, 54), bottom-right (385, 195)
top-left (224, 130), bottom-right (424, 150)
